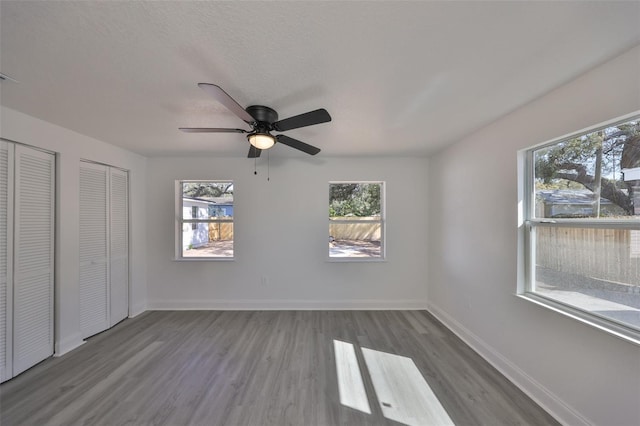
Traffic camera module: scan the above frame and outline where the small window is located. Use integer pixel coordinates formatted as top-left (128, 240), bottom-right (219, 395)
top-left (191, 206), bottom-right (198, 230)
top-left (329, 182), bottom-right (385, 260)
top-left (177, 181), bottom-right (234, 259)
top-left (521, 115), bottom-right (640, 341)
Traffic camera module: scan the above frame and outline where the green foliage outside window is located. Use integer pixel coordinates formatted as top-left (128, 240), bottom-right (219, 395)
top-left (182, 182), bottom-right (233, 199)
top-left (329, 183), bottom-right (381, 217)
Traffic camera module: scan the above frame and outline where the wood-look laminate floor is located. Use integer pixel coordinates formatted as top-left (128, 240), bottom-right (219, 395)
top-left (0, 311), bottom-right (559, 426)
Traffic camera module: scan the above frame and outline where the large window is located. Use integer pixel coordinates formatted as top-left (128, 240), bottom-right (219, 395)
top-left (176, 181), bottom-right (234, 259)
top-left (329, 182), bottom-right (385, 260)
top-left (521, 115), bottom-right (640, 342)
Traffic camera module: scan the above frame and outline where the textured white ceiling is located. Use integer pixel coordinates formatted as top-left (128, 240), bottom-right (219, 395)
top-left (1, 1), bottom-right (639, 158)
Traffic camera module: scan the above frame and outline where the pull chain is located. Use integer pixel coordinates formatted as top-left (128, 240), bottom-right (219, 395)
top-left (251, 149), bottom-right (270, 181)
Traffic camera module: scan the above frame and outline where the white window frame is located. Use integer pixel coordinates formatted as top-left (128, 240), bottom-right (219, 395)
top-left (175, 180), bottom-right (234, 261)
top-left (328, 181), bottom-right (386, 262)
top-left (518, 112), bottom-right (640, 345)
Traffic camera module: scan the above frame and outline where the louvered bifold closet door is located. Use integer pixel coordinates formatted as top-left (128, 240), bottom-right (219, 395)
top-left (109, 168), bottom-right (128, 327)
top-left (12, 145), bottom-right (54, 376)
top-left (0, 141), bottom-right (12, 382)
top-left (79, 162), bottom-right (109, 339)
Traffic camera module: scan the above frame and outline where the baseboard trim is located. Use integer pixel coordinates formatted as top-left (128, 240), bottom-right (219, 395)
top-left (147, 299), bottom-right (429, 311)
top-left (54, 333), bottom-right (85, 357)
top-left (426, 303), bottom-right (591, 426)
top-left (129, 303), bottom-right (147, 318)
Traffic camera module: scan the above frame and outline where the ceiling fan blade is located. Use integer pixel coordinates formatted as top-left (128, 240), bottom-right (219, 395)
top-left (273, 108), bottom-right (331, 132)
top-left (248, 145), bottom-right (262, 158)
top-left (179, 127), bottom-right (247, 133)
top-left (275, 135), bottom-right (321, 155)
top-left (197, 83), bottom-right (255, 124)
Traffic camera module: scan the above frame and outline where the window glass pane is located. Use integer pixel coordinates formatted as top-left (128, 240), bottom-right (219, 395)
top-left (533, 118), bottom-right (639, 219)
top-left (182, 182), bottom-right (234, 219)
top-left (534, 226), bottom-right (640, 330)
top-left (330, 223), bottom-right (381, 258)
top-left (330, 183), bottom-right (381, 219)
top-left (182, 223), bottom-right (234, 258)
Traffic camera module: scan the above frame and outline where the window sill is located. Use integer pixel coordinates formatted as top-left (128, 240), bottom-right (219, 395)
top-left (516, 292), bottom-right (640, 347)
top-left (173, 257), bottom-right (235, 262)
top-left (326, 257), bottom-right (387, 263)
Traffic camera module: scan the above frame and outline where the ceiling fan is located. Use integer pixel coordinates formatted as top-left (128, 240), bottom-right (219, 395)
top-left (180, 83), bottom-right (331, 157)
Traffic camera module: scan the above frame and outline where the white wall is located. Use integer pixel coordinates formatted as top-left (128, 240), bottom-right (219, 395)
top-left (427, 45), bottom-right (640, 425)
top-left (0, 106), bottom-right (148, 356)
top-left (146, 156), bottom-right (429, 309)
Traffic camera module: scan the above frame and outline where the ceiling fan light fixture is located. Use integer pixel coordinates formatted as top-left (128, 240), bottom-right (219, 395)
top-left (248, 133), bottom-right (275, 150)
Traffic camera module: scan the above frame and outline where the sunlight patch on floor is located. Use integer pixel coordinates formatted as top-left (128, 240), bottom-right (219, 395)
top-left (334, 340), bottom-right (371, 414)
top-left (362, 348), bottom-right (454, 426)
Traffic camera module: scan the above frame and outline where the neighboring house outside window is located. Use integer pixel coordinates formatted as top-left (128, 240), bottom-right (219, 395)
top-left (176, 181), bottom-right (234, 259)
top-left (329, 182), bottom-right (385, 260)
top-left (519, 114), bottom-right (640, 342)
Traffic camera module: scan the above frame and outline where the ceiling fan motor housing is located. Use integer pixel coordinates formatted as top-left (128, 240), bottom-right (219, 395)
top-left (246, 105), bottom-right (278, 126)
